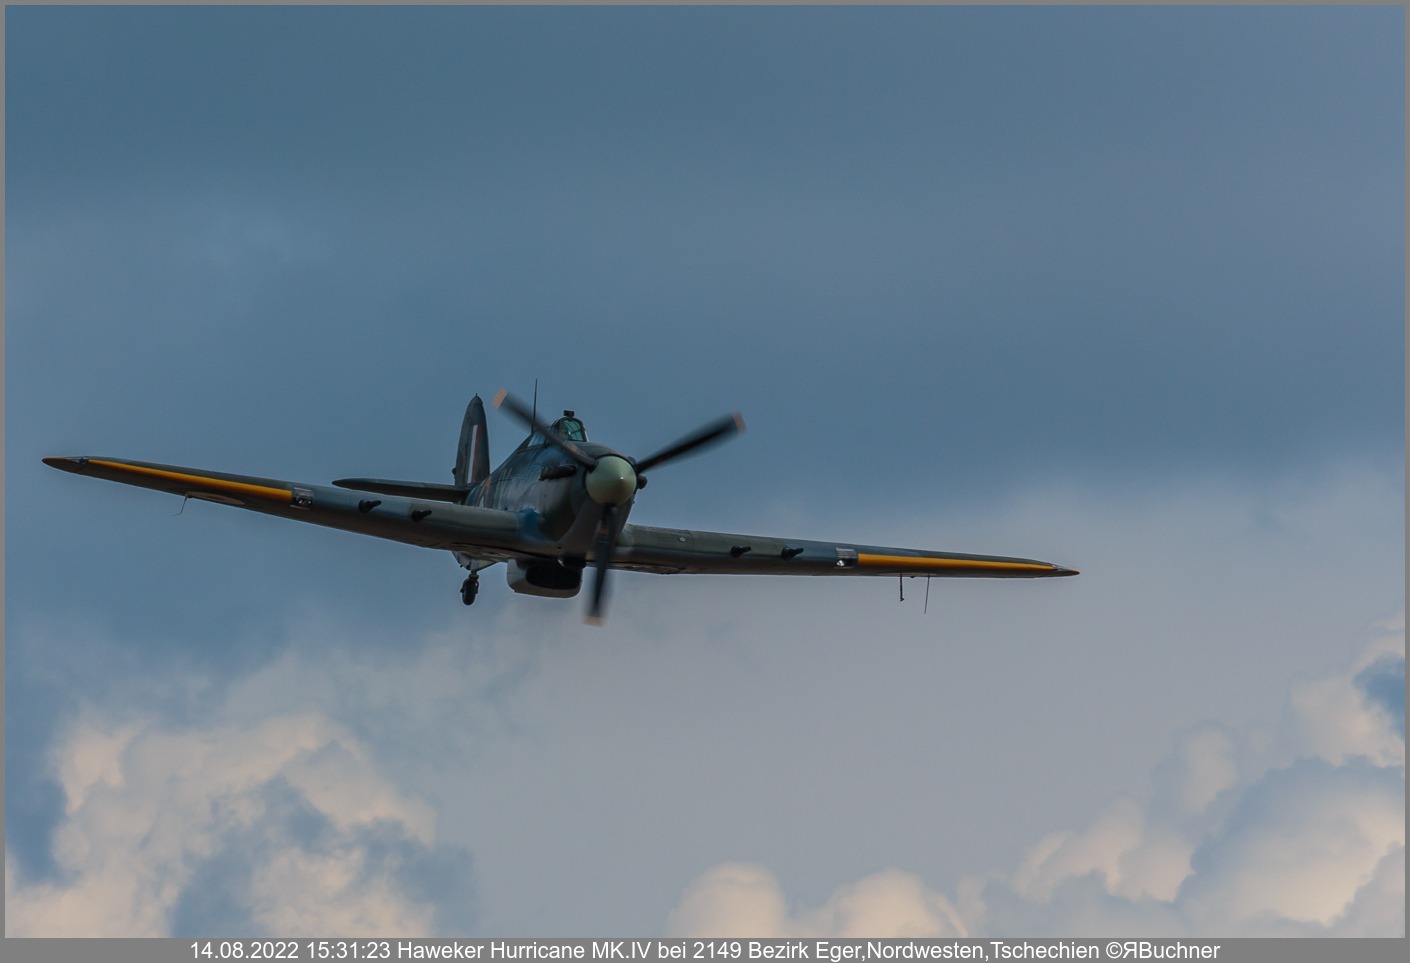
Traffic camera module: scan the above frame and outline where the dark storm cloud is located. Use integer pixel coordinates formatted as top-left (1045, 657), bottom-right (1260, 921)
top-left (8, 6), bottom-right (1401, 503)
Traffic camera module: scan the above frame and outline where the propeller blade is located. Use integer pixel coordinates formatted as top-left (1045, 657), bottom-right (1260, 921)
top-left (586, 504), bottom-right (617, 625)
top-left (493, 389), bottom-right (598, 469)
top-left (633, 412), bottom-right (745, 473)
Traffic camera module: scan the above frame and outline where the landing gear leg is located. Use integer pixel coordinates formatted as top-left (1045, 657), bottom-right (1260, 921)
top-left (460, 574), bottom-right (479, 606)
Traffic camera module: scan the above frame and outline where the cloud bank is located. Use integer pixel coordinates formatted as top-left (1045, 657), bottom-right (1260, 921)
top-left (7, 475), bottom-right (1402, 937)
top-left (6, 711), bottom-right (473, 936)
top-left (667, 616), bottom-right (1404, 937)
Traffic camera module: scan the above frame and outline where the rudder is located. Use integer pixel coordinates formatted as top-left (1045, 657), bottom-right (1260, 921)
top-left (454, 395), bottom-right (491, 487)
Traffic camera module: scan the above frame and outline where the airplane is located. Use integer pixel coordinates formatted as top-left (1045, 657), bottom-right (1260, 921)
top-left (44, 390), bottom-right (1077, 624)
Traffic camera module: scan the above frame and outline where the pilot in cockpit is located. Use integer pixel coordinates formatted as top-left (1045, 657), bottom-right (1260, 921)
top-left (553, 411), bottom-right (588, 443)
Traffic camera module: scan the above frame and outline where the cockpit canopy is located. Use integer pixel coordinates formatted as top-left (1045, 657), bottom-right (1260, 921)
top-left (519, 410), bottom-right (589, 451)
top-left (553, 414), bottom-right (588, 443)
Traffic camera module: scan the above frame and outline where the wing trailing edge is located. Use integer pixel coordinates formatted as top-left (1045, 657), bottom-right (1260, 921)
top-left (332, 478), bottom-right (470, 502)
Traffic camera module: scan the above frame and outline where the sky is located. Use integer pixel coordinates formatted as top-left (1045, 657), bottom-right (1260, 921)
top-left (4, 4), bottom-right (1404, 938)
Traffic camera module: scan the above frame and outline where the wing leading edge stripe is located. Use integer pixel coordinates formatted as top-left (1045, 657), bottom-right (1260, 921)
top-left (88, 459), bottom-right (294, 504)
top-left (855, 553), bottom-right (1056, 574)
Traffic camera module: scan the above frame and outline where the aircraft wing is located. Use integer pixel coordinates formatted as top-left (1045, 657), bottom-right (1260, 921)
top-left (614, 522), bottom-right (1077, 578)
top-left (42, 456), bottom-right (1077, 580)
top-left (42, 456), bottom-right (536, 563)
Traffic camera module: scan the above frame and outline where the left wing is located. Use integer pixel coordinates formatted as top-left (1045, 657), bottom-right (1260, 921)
top-left (614, 522), bottom-right (1077, 578)
top-left (43, 456), bottom-right (539, 563)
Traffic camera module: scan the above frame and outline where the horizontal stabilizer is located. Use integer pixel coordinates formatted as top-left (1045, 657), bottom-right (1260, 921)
top-left (332, 478), bottom-right (470, 502)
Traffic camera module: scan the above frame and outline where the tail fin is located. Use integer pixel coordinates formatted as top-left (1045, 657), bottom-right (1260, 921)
top-left (454, 395), bottom-right (491, 487)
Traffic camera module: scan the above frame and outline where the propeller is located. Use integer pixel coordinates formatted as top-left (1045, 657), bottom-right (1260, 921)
top-left (493, 389), bottom-right (745, 623)
top-left (586, 504), bottom-right (618, 625)
top-left (634, 411), bottom-right (747, 473)
top-left (492, 389), bottom-right (598, 469)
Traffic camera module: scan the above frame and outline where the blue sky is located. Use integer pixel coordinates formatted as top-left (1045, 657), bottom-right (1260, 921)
top-left (5, 5), bottom-right (1404, 937)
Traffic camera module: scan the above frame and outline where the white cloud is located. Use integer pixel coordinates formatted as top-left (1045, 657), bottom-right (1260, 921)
top-left (667, 865), bottom-right (967, 938)
top-left (1333, 845), bottom-right (1405, 937)
top-left (1277, 612), bottom-right (1405, 770)
top-left (5, 711), bottom-right (469, 937)
top-left (667, 864), bottom-right (792, 937)
top-left (669, 617), bottom-right (1405, 937)
top-left (1174, 759), bottom-right (1402, 931)
top-left (1008, 797), bottom-right (1190, 905)
top-left (1156, 725), bottom-right (1238, 819)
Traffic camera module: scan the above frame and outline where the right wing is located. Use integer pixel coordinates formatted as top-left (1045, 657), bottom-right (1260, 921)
top-left (43, 456), bottom-right (537, 563)
top-left (615, 522), bottom-right (1077, 578)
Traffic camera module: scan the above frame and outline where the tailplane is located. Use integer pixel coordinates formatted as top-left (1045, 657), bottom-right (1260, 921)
top-left (334, 395), bottom-right (489, 505)
top-left (454, 394), bottom-right (491, 487)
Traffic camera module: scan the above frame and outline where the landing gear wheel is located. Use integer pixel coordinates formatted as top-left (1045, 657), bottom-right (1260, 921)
top-left (460, 574), bottom-right (479, 606)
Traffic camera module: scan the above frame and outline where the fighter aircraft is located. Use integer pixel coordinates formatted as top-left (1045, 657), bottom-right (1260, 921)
top-left (44, 390), bottom-right (1077, 623)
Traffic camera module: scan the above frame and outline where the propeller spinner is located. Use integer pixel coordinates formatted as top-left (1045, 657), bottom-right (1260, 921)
top-left (493, 389), bottom-right (744, 623)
